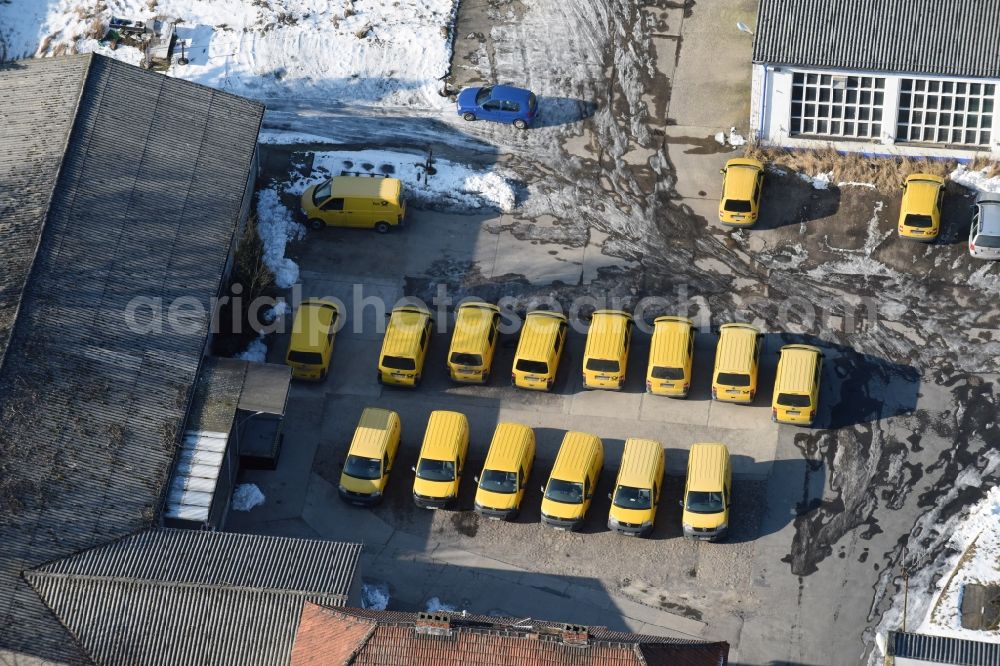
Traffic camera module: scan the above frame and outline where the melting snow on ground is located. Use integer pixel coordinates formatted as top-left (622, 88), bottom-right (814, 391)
top-left (362, 582), bottom-right (390, 610)
top-left (256, 188), bottom-right (305, 289)
top-left (425, 597), bottom-right (458, 612)
top-left (231, 483), bottom-right (266, 511)
top-left (0, 0), bottom-right (459, 107)
top-left (288, 149), bottom-right (517, 213)
top-left (798, 171), bottom-right (833, 190)
top-left (951, 165), bottom-right (1000, 194)
top-left (235, 335), bottom-right (268, 362)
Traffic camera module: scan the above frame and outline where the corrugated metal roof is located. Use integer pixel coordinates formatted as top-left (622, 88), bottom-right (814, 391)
top-left (888, 630), bottom-right (1000, 666)
top-left (0, 53), bottom-right (264, 662)
top-left (34, 529), bottom-right (361, 596)
top-left (0, 55), bottom-right (90, 368)
top-left (291, 604), bottom-right (730, 666)
top-left (752, 0), bottom-right (1000, 78)
top-left (26, 530), bottom-right (362, 666)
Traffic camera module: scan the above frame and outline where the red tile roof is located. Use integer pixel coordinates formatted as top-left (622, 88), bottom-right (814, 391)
top-left (291, 604), bottom-right (728, 666)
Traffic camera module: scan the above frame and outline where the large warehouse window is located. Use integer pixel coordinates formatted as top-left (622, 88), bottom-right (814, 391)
top-left (790, 73), bottom-right (885, 138)
top-left (896, 79), bottom-right (995, 146)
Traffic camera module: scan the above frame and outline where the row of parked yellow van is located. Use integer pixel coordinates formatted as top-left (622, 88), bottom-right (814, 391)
top-left (286, 300), bottom-right (826, 426)
top-left (337, 408), bottom-right (734, 541)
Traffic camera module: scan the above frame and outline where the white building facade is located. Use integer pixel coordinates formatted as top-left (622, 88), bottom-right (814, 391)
top-left (751, 0), bottom-right (1000, 159)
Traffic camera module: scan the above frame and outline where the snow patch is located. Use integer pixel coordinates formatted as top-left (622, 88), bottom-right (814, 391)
top-left (362, 582), bottom-right (390, 610)
top-left (714, 127), bottom-right (746, 147)
top-left (236, 335), bottom-right (268, 363)
top-left (263, 301), bottom-right (290, 324)
top-left (951, 165), bottom-right (1000, 194)
top-left (918, 481), bottom-right (1000, 641)
top-left (798, 171), bottom-right (833, 190)
top-left (256, 188), bottom-right (305, 289)
top-left (289, 149), bottom-right (517, 213)
top-left (426, 597), bottom-right (457, 612)
top-left (2, 0), bottom-right (461, 108)
top-left (231, 483), bottom-right (265, 511)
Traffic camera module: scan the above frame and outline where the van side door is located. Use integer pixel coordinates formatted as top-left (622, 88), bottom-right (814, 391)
top-left (320, 196), bottom-right (347, 226)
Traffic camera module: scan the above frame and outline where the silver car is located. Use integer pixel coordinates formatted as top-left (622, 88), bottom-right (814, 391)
top-left (969, 193), bottom-right (1000, 260)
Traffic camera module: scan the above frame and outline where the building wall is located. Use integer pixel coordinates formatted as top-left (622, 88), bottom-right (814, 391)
top-left (754, 64), bottom-right (1000, 159)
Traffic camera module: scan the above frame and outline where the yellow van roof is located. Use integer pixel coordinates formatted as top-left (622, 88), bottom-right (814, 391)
top-left (483, 423), bottom-right (534, 471)
top-left (723, 159), bottom-right (762, 200)
top-left (419, 410), bottom-right (469, 460)
top-left (584, 310), bottom-right (632, 360)
top-left (650, 316), bottom-right (694, 367)
top-left (331, 175), bottom-right (402, 203)
top-left (686, 443), bottom-right (729, 492)
top-left (550, 432), bottom-right (602, 481)
top-left (903, 173), bottom-right (944, 212)
top-left (382, 306), bottom-right (431, 358)
top-left (450, 302), bottom-right (499, 354)
top-left (716, 324), bottom-right (759, 372)
top-left (617, 438), bottom-right (663, 488)
top-left (289, 299), bottom-right (338, 353)
top-left (776, 344), bottom-right (822, 394)
top-left (516, 311), bottom-right (566, 361)
top-left (350, 408), bottom-right (399, 458)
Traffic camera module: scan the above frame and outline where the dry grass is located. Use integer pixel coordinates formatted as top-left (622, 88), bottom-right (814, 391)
top-left (743, 141), bottom-right (999, 194)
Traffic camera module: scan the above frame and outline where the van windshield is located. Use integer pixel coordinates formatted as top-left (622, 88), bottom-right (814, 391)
top-left (686, 491), bottom-right (725, 514)
top-left (777, 393), bottom-right (812, 407)
top-left (904, 214), bottom-right (933, 228)
top-left (716, 372), bottom-right (751, 387)
top-left (450, 352), bottom-right (483, 366)
top-left (651, 366), bottom-right (684, 380)
top-left (417, 458), bottom-right (455, 482)
top-left (288, 351), bottom-right (323, 365)
top-left (613, 485), bottom-right (652, 510)
top-left (312, 179), bottom-right (332, 204)
top-left (586, 359), bottom-right (620, 372)
top-left (516, 359), bottom-right (548, 374)
top-left (382, 355), bottom-right (416, 370)
top-left (724, 199), bottom-right (752, 212)
top-left (344, 455), bottom-right (381, 480)
top-left (545, 479), bottom-right (584, 504)
top-left (479, 469), bottom-right (517, 493)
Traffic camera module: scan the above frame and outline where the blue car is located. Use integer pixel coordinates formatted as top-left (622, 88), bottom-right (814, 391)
top-left (456, 85), bottom-right (538, 129)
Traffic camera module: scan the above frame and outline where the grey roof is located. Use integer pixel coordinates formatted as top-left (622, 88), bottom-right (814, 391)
top-left (752, 0), bottom-right (1000, 78)
top-left (888, 630), bottom-right (1000, 666)
top-left (0, 56), bottom-right (90, 367)
top-left (0, 54), bottom-right (264, 663)
top-left (25, 529), bottom-right (362, 666)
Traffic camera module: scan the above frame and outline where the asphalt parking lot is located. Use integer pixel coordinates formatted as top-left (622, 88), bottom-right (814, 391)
top-left (233, 0), bottom-right (1000, 663)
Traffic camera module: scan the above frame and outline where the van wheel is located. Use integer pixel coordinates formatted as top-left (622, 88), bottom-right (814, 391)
top-left (481, 371), bottom-right (490, 385)
top-left (374, 221), bottom-right (391, 234)
top-left (307, 218), bottom-right (325, 231)
top-left (463, 112), bottom-right (476, 121)
top-left (513, 119), bottom-right (528, 130)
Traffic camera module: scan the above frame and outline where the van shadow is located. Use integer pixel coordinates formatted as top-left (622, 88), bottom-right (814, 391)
top-left (753, 171), bottom-right (842, 230)
top-left (764, 332), bottom-right (920, 430)
top-left (937, 182), bottom-right (977, 247)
